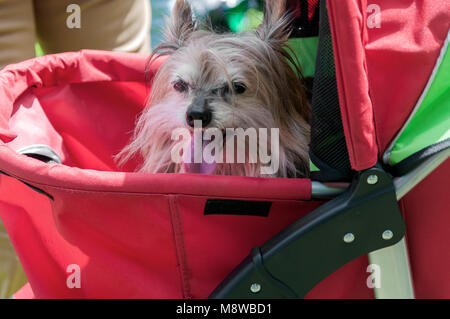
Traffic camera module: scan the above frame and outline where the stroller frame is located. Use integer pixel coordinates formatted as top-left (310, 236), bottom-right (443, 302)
top-left (211, 148), bottom-right (449, 299)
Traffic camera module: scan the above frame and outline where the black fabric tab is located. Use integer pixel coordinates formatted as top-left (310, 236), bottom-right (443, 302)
top-left (204, 199), bottom-right (272, 217)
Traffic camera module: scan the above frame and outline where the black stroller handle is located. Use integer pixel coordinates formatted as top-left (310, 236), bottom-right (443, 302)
top-left (209, 167), bottom-right (406, 298)
top-left (0, 145), bottom-right (61, 200)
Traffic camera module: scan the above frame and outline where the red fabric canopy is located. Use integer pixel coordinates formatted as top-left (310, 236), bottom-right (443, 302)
top-left (327, 0), bottom-right (450, 169)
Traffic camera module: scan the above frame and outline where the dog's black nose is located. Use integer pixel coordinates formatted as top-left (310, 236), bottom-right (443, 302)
top-left (186, 96), bottom-right (212, 127)
top-left (186, 108), bottom-right (212, 127)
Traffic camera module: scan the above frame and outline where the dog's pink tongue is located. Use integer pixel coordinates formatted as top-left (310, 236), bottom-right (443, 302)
top-left (182, 133), bottom-right (217, 174)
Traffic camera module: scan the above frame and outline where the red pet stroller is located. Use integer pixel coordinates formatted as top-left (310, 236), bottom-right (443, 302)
top-left (0, 0), bottom-right (449, 298)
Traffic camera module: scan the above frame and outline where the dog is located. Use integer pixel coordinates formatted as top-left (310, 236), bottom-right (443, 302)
top-left (118, 0), bottom-right (310, 178)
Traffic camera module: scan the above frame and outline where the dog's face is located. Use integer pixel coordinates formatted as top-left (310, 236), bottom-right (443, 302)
top-left (157, 33), bottom-right (281, 132)
top-left (119, 0), bottom-right (311, 177)
top-left (150, 0), bottom-right (309, 133)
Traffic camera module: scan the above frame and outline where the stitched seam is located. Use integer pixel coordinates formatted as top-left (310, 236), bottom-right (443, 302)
top-left (328, 1), bottom-right (377, 170)
top-left (0, 170), bottom-right (313, 201)
top-left (168, 195), bottom-right (192, 299)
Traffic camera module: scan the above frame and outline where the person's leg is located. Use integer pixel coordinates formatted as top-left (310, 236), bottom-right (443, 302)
top-left (0, 222), bottom-right (28, 298)
top-left (0, 0), bottom-right (36, 67)
top-left (0, 0), bottom-right (34, 298)
top-left (34, 0), bottom-right (151, 54)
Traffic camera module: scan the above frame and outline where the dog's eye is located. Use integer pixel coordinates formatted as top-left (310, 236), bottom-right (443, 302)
top-left (233, 82), bottom-right (246, 94)
top-left (173, 80), bottom-right (188, 93)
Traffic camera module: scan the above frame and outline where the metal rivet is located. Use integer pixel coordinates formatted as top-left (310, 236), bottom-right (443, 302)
top-left (367, 174), bottom-right (378, 185)
top-left (343, 233), bottom-right (355, 243)
top-left (250, 283), bottom-right (261, 293)
top-left (382, 230), bottom-right (394, 240)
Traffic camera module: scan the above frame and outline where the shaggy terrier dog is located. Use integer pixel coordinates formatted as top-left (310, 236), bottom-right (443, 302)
top-left (119, 0), bottom-right (310, 177)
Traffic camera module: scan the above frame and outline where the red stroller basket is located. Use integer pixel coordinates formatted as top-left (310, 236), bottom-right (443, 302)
top-left (0, 51), bottom-right (337, 299)
top-left (0, 0), bottom-right (449, 299)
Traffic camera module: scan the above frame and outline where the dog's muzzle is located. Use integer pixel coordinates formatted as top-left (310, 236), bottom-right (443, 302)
top-left (186, 96), bottom-right (212, 128)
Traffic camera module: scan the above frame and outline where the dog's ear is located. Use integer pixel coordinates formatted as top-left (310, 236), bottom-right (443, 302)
top-left (256, 0), bottom-right (291, 45)
top-left (164, 0), bottom-right (197, 49)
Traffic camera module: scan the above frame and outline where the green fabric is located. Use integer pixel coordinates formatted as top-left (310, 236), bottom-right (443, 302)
top-left (310, 160), bottom-right (320, 172)
top-left (35, 43), bottom-right (44, 57)
top-left (287, 37), bottom-right (318, 78)
top-left (224, 5), bottom-right (318, 78)
top-left (389, 37), bottom-right (450, 165)
top-left (228, 8), bottom-right (263, 33)
top-left (289, 37), bottom-right (318, 172)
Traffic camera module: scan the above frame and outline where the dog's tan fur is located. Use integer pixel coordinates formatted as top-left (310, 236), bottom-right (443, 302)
top-left (118, 0), bottom-right (310, 177)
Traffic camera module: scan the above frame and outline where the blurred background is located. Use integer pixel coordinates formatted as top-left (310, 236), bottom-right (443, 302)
top-left (34, 0), bottom-right (317, 81)
top-left (151, 0), bottom-right (264, 49)
top-left (34, 0), bottom-right (264, 56)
